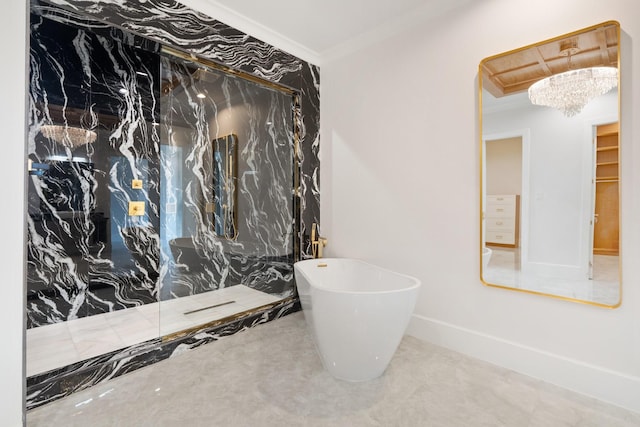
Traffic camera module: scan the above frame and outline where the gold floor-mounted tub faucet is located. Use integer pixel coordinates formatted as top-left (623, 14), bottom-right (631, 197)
top-left (311, 223), bottom-right (328, 259)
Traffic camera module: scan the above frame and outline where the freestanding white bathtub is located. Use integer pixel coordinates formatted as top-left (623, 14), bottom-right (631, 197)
top-left (294, 258), bottom-right (421, 381)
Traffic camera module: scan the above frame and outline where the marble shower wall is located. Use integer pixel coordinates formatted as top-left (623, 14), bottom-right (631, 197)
top-left (27, 12), bottom-right (162, 327)
top-left (160, 56), bottom-right (296, 300)
top-left (27, 0), bottom-right (320, 328)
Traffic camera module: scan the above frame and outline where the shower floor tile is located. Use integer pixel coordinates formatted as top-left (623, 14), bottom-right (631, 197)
top-left (27, 285), bottom-right (282, 377)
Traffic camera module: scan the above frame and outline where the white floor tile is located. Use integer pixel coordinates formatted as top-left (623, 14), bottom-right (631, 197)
top-left (26, 313), bottom-right (640, 426)
top-left (483, 247), bottom-right (619, 305)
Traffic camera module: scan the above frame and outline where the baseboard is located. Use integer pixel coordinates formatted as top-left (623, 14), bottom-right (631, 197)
top-left (406, 313), bottom-right (640, 414)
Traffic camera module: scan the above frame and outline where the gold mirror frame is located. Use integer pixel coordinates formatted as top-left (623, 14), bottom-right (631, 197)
top-left (212, 134), bottom-right (239, 240)
top-left (478, 21), bottom-right (621, 308)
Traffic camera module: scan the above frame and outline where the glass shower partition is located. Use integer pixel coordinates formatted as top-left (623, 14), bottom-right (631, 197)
top-left (158, 52), bottom-right (297, 337)
top-left (26, 0), bottom-right (319, 411)
top-left (27, 9), bottom-right (298, 381)
top-left (26, 12), bottom-right (163, 377)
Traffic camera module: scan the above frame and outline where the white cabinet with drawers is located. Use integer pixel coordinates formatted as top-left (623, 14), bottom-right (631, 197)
top-left (485, 195), bottom-right (519, 247)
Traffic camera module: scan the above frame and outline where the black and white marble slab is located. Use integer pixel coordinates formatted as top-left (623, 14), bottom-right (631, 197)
top-left (26, 298), bottom-right (301, 410)
top-left (26, 0), bottom-right (319, 409)
top-left (28, 11), bottom-right (163, 327)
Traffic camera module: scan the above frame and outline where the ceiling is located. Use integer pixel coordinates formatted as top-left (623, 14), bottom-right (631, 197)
top-left (203, 0), bottom-right (479, 62)
top-left (481, 22), bottom-right (618, 98)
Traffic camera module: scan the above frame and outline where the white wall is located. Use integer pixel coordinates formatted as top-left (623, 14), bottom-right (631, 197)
top-left (485, 91), bottom-right (617, 276)
top-left (485, 137), bottom-right (522, 195)
top-left (321, 0), bottom-right (640, 413)
top-left (1, 0), bottom-right (27, 424)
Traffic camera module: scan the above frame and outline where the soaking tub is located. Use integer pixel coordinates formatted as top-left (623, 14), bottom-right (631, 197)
top-left (294, 258), bottom-right (421, 381)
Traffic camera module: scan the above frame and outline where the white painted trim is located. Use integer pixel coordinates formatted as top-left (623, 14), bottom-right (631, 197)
top-left (2, 0), bottom-right (27, 424)
top-left (406, 314), bottom-right (640, 413)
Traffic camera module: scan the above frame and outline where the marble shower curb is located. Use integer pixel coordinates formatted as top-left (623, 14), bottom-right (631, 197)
top-left (27, 297), bottom-right (301, 410)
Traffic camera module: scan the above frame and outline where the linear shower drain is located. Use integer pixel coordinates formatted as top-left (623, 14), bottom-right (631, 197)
top-left (183, 300), bottom-right (236, 315)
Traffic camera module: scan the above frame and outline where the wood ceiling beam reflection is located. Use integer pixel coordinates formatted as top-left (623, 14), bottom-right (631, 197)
top-left (595, 28), bottom-right (611, 66)
top-left (533, 47), bottom-right (553, 77)
top-left (481, 22), bottom-right (618, 98)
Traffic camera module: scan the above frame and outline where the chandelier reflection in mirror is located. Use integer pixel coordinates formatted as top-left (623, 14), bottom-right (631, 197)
top-left (40, 124), bottom-right (97, 148)
top-left (479, 21), bottom-right (622, 308)
top-left (527, 39), bottom-right (618, 117)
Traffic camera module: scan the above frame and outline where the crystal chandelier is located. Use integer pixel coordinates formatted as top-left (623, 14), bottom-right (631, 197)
top-left (527, 38), bottom-right (618, 117)
top-left (528, 66), bottom-right (618, 117)
top-left (40, 124), bottom-right (97, 148)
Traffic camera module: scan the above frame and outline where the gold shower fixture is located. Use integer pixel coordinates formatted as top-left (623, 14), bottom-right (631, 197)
top-left (311, 223), bottom-right (327, 259)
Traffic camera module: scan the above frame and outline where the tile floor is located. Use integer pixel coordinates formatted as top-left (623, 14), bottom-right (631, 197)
top-left (27, 285), bottom-right (281, 376)
top-left (26, 312), bottom-right (640, 426)
top-left (483, 247), bottom-right (620, 305)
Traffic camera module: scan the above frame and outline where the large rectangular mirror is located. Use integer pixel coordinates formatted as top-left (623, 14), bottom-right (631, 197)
top-left (479, 21), bottom-right (621, 307)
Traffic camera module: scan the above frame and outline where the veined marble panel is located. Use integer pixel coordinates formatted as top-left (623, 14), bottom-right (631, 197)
top-left (28, 0), bottom-right (319, 327)
top-left (27, 11), bottom-right (162, 328)
top-left (33, 0), bottom-right (321, 256)
top-left (26, 298), bottom-right (301, 410)
top-left (26, 0), bottom-right (320, 409)
top-left (158, 54), bottom-right (296, 300)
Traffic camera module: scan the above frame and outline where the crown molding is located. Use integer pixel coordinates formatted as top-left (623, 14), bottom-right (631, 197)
top-left (179, 0), bottom-right (322, 66)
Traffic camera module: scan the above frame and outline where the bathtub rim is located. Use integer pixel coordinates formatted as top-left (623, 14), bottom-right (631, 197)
top-left (293, 258), bottom-right (421, 295)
